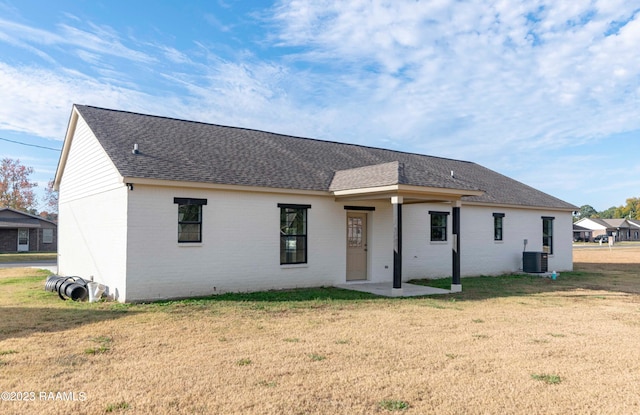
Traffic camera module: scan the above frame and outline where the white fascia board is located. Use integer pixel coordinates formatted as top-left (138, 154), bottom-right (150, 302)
top-left (461, 200), bottom-right (577, 213)
top-left (54, 106), bottom-right (80, 191)
top-left (332, 184), bottom-right (483, 199)
top-left (121, 177), bottom-right (330, 197)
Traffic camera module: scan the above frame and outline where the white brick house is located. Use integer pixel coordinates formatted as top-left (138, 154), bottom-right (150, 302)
top-left (54, 105), bottom-right (576, 302)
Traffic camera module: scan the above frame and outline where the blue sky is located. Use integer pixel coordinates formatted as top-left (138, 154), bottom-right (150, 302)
top-left (1, 0), bottom-right (639, 212)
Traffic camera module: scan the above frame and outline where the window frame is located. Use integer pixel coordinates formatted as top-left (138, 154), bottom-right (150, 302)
top-left (174, 198), bottom-right (207, 243)
top-left (429, 211), bottom-right (449, 242)
top-left (542, 216), bottom-right (554, 254)
top-left (42, 228), bottom-right (54, 244)
top-left (493, 213), bottom-right (505, 241)
top-left (42, 228), bottom-right (53, 244)
top-left (278, 203), bottom-right (311, 265)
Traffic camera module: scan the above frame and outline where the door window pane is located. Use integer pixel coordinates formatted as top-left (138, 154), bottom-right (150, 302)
top-left (348, 217), bottom-right (363, 247)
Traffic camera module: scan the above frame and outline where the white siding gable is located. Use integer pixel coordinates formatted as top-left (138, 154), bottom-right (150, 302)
top-left (58, 114), bottom-right (123, 204)
top-left (574, 218), bottom-right (607, 231)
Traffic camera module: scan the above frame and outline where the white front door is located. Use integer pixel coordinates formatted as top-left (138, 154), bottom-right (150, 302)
top-left (346, 213), bottom-right (367, 281)
top-left (17, 228), bottom-right (29, 252)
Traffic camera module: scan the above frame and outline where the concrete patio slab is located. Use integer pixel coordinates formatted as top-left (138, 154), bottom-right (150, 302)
top-left (335, 282), bottom-right (451, 297)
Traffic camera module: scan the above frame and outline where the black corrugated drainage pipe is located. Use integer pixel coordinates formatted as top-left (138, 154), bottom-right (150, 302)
top-left (44, 275), bottom-right (88, 301)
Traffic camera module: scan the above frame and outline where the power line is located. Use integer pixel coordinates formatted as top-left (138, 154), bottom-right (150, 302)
top-left (0, 136), bottom-right (61, 152)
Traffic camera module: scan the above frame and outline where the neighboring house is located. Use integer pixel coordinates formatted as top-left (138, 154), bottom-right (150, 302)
top-left (54, 105), bottom-right (577, 302)
top-left (0, 208), bottom-right (57, 252)
top-left (574, 218), bottom-right (640, 241)
top-left (572, 224), bottom-right (592, 242)
top-left (629, 220), bottom-right (640, 241)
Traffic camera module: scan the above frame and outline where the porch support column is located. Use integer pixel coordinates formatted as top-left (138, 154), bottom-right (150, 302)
top-left (392, 196), bottom-right (403, 296)
top-left (451, 200), bottom-right (462, 293)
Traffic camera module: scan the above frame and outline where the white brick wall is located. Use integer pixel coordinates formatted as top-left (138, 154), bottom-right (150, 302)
top-left (403, 202), bottom-right (453, 278)
top-left (403, 203), bottom-right (574, 279)
top-left (125, 186), bottom-right (341, 301)
top-left (116, 186), bottom-right (575, 301)
top-left (461, 205), bottom-right (573, 275)
top-left (123, 187), bottom-right (405, 301)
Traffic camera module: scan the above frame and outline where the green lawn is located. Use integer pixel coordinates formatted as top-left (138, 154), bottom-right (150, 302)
top-left (0, 252), bottom-right (57, 263)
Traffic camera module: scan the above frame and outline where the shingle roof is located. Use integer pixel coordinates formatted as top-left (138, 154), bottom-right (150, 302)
top-left (73, 105), bottom-right (577, 210)
top-left (0, 208), bottom-right (55, 228)
top-left (603, 219), bottom-right (630, 228)
top-left (0, 217), bottom-right (41, 228)
top-left (579, 218), bottom-right (640, 229)
top-left (330, 162), bottom-right (405, 191)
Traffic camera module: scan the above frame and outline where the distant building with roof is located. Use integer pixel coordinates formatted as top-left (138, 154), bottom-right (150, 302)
top-left (0, 208), bottom-right (57, 252)
top-left (574, 217), bottom-right (640, 241)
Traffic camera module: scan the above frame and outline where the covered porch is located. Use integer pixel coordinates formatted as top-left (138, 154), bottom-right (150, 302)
top-left (330, 161), bottom-right (484, 295)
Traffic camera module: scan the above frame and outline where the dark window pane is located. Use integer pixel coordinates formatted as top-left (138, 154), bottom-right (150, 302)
top-left (178, 204), bottom-right (202, 243)
top-left (494, 216), bottom-right (503, 241)
top-left (431, 227), bottom-right (445, 241)
top-left (280, 235), bottom-right (307, 264)
top-left (430, 213), bottom-right (447, 241)
top-left (542, 218), bottom-right (553, 254)
top-left (281, 208), bottom-right (306, 235)
top-left (280, 207), bottom-right (308, 264)
top-left (178, 223), bottom-right (201, 242)
top-left (179, 205), bottom-right (201, 222)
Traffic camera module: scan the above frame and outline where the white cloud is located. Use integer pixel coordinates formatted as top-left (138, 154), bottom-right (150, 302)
top-left (265, 0), bottom-right (640, 160)
top-left (0, 62), bottom-right (177, 139)
top-left (203, 13), bottom-right (234, 32)
top-left (0, 27), bottom-right (56, 63)
top-left (0, 17), bottom-right (64, 45)
top-left (0, 17), bottom-right (155, 64)
top-left (159, 45), bottom-right (193, 64)
top-left (57, 23), bottom-right (155, 63)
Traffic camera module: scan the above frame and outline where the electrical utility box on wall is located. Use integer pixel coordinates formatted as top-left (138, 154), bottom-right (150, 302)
top-left (523, 252), bottom-right (548, 273)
